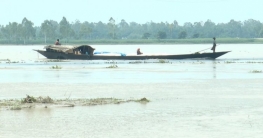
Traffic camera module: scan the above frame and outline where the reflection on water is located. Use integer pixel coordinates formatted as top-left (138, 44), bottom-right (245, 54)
top-left (213, 61), bottom-right (217, 79)
top-left (0, 59), bottom-right (263, 84)
top-left (1, 45), bottom-right (263, 138)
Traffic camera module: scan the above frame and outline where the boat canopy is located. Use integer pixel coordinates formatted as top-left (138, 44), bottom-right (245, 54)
top-left (44, 45), bottom-right (95, 56)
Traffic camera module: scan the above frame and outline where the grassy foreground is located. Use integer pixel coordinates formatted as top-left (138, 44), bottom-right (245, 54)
top-left (1, 38), bottom-right (263, 45)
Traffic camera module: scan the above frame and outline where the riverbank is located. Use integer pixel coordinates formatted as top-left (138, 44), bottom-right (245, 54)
top-left (1, 38), bottom-right (263, 45)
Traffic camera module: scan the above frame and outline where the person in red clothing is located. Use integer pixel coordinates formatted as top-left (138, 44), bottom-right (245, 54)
top-left (137, 48), bottom-right (143, 55)
top-left (55, 39), bottom-right (61, 45)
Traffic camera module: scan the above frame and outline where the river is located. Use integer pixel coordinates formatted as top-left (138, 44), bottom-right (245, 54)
top-left (0, 44), bottom-right (263, 138)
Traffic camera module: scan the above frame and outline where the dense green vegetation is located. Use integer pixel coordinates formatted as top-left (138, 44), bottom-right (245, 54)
top-left (0, 17), bottom-right (263, 45)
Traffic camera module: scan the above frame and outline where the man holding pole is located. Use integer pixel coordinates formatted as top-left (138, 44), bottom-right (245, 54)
top-left (211, 37), bottom-right (216, 53)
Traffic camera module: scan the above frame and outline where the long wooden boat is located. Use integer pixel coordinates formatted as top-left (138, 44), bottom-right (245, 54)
top-left (34, 45), bottom-right (230, 60)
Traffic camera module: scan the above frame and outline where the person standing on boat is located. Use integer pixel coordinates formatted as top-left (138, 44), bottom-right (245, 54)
top-left (55, 39), bottom-right (61, 45)
top-left (137, 48), bottom-right (143, 55)
top-left (211, 37), bottom-right (216, 53)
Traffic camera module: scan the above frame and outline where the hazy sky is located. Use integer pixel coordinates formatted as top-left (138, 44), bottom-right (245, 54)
top-left (1, 0), bottom-right (262, 26)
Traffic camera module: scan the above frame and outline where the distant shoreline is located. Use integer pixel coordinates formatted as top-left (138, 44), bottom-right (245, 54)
top-left (1, 38), bottom-right (263, 45)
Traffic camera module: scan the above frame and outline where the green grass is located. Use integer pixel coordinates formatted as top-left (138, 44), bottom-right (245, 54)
top-left (158, 59), bottom-right (169, 63)
top-left (136, 98), bottom-right (150, 103)
top-left (6, 61), bottom-right (19, 64)
top-left (106, 64), bottom-right (118, 68)
top-left (250, 70), bottom-right (262, 73)
top-left (50, 65), bottom-right (62, 69)
top-left (224, 61), bottom-right (236, 64)
top-left (129, 61), bottom-right (143, 64)
top-left (10, 104), bottom-right (22, 110)
top-left (54, 38), bottom-right (263, 44)
top-left (46, 59), bottom-right (65, 62)
top-left (1, 38), bottom-right (263, 45)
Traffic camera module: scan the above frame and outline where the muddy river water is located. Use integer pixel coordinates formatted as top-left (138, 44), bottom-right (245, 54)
top-left (0, 44), bottom-right (263, 138)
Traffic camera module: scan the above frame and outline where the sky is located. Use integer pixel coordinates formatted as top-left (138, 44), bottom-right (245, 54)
top-left (1, 0), bottom-right (262, 26)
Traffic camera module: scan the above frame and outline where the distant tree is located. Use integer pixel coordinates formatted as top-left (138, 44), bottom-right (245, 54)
top-left (2, 16), bottom-right (263, 44)
top-left (127, 33), bottom-right (141, 39)
top-left (184, 22), bottom-right (193, 28)
top-left (71, 20), bottom-right (81, 39)
top-left (171, 20), bottom-right (180, 38)
top-left (20, 17), bottom-right (35, 44)
top-left (259, 29), bottom-right (263, 38)
top-left (1, 24), bottom-right (11, 43)
top-left (59, 17), bottom-right (72, 42)
top-left (178, 31), bottom-right (187, 39)
top-left (192, 22), bottom-right (203, 38)
top-left (203, 20), bottom-right (216, 37)
top-left (173, 20), bottom-right (179, 27)
top-left (108, 17), bottom-right (116, 39)
top-left (80, 23), bottom-right (92, 39)
top-left (119, 19), bottom-right (129, 29)
top-left (9, 22), bottom-right (19, 41)
top-left (40, 20), bottom-right (56, 43)
top-left (128, 22), bottom-right (142, 39)
top-left (225, 19), bottom-right (242, 37)
top-left (49, 20), bottom-right (59, 36)
top-left (94, 21), bottom-right (108, 39)
top-left (2, 22), bottom-right (20, 43)
top-left (118, 19), bottom-right (129, 38)
top-left (192, 33), bottom-right (200, 38)
top-left (0, 26), bottom-right (2, 39)
top-left (142, 33), bottom-right (151, 39)
top-left (169, 23), bottom-right (174, 38)
top-left (242, 19), bottom-right (262, 38)
top-left (157, 31), bottom-right (167, 39)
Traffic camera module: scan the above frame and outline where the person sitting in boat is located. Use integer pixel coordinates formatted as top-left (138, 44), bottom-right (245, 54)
top-left (55, 39), bottom-right (61, 45)
top-left (211, 37), bottom-right (216, 53)
top-left (137, 48), bottom-right (143, 55)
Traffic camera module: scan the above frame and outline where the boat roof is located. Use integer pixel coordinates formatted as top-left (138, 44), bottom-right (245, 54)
top-left (44, 45), bottom-right (95, 52)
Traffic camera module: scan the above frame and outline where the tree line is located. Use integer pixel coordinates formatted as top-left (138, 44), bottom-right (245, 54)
top-left (0, 17), bottom-right (263, 44)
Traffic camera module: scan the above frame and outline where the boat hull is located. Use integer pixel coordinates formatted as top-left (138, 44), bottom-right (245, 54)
top-left (35, 50), bottom-right (230, 60)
